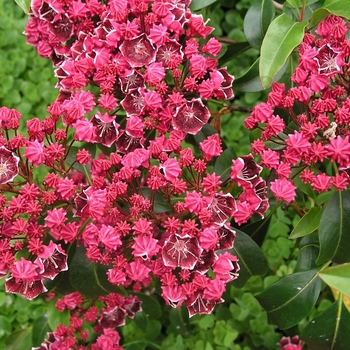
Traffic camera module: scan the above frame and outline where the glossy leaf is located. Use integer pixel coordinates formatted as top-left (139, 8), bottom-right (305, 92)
top-left (290, 207), bottom-right (323, 239)
top-left (316, 191), bottom-right (350, 264)
top-left (319, 263), bottom-right (350, 298)
top-left (69, 245), bottom-right (120, 298)
top-left (256, 268), bottom-right (322, 329)
top-left (134, 293), bottom-right (162, 320)
top-left (214, 147), bottom-right (237, 182)
top-left (260, 14), bottom-right (307, 89)
top-left (301, 299), bottom-right (350, 350)
top-left (190, 0), bottom-right (217, 11)
top-left (285, 0), bottom-right (302, 8)
top-left (5, 327), bottom-right (32, 350)
top-left (244, 0), bottom-right (275, 50)
top-left (47, 302), bottom-right (70, 331)
top-left (231, 229), bottom-right (268, 288)
top-left (13, 0), bottom-right (30, 14)
top-left (294, 233), bottom-right (320, 272)
top-left (142, 188), bottom-right (172, 214)
top-left (235, 57), bottom-right (288, 92)
top-left (322, 0), bottom-right (350, 19)
top-left (32, 315), bottom-right (50, 347)
top-left (219, 42), bottom-right (251, 66)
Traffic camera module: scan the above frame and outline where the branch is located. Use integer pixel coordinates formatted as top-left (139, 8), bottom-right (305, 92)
top-left (273, 1), bottom-right (283, 11)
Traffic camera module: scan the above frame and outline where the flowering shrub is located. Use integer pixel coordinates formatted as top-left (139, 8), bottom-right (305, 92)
top-left (3, 0), bottom-right (350, 349)
top-left (0, 0), bottom-right (271, 348)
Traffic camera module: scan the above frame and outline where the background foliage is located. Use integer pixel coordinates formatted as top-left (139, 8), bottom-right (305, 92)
top-left (2, 0), bottom-right (350, 349)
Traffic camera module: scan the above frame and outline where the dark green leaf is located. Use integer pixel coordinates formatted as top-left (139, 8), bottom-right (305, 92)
top-left (316, 191), bottom-right (350, 264)
top-left (13, 0), bottom-right (30, 14)
top-left (294, 245), bottom-right (319, 272)
top-left (142, 188), bottom-right (172, 214)
top-left (301, 299), bottom-right (350, 350)
top-left (146, 320), bottom-right (162, 340)
top-left (240, 214), bottom-right (272, 246)
top-left (260, 14), bottom-right (307, 89)
top-left (134, 293), bottom-right (162, 320)
top-left (290, 207), bottom-right (323, 239)
top-left (213, 147), bottom-right (236, 182)
top-left (69, 245), bottom-right (111, 298)
top-left (231, 229), bottom-right (268, 288)
top-left (256, 268), bottom-right (322, 329)
top-left (319, 263), bottom-right (350, 298)
top-left (193, 124), bottom-right (218, 144)
top-left (235, 57), bottom-right (288, 92)
top-left (244, 0), bottom-right (275, 50)
top-left (32, 315), bottom-right (50, 347)
top-left (219, 42), bottom-right (251, 66)
top-left (190, 0), bottom-right (217, 11)
top-left (169, 306), bottom-right (191, 337)
top-left (45, 270), bottom-right (77, 295)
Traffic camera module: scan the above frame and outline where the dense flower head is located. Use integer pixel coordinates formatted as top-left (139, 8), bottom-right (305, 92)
top-left (245, 14), bottom-right (350, 201)
top-left (0, 0), bottom-right (271, 348)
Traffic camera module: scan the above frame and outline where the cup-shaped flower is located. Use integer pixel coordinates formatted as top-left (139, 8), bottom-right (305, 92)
top-left (173, 99), bottom-right (210, 135)
top-left (0, 147), bottom-right (20, 184)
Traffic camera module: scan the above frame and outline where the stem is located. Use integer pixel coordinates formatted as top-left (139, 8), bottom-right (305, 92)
top-left (273, 1), bottom-right (283, 11)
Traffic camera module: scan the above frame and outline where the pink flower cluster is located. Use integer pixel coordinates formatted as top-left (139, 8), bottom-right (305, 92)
top-left (0, 0), bottom-right (269, 347)
top-left (245, 15), bottom-right (350, 202)
top-left (33, 292), bottom-right (141, 350)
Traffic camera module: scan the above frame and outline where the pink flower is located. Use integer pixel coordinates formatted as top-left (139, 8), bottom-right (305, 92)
top-left (161, 157), bottom-right (181, 182)
top-left (162, 234), bottom-right (202, 270)
top-left (278, 336), bottom-right (302, 350)
top-left (200, 134), bottom-right (222, 159)
top-left (132, 235), bottom-right (160, 260)
top-left (213, 252), bottom-right (239, 282)
top-left (0, 147), bottom-right (19, 184)
top-left (120, 33), bottom-right (156, 68)
top-left (45, 208), bottom-right (67, 229)
top-left (173, 99), bottom-right (210, 135)
top-left (24, 140), bottom-right (45, 166)
top-left (99, 225), bottom-right (122, 251)
top-left (270, 179), bottom-right (297, 202)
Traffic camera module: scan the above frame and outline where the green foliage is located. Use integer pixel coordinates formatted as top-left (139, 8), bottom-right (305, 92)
top-left (0, 1), bottom-right (57, 120)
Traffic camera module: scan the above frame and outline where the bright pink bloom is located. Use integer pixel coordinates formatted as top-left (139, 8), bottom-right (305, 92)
top-left (200, 134), bottom-right (222, 159)
top-left (161, 157), bottom-right (181, 182)
top-left (99, 225), bottom-right (122, 251)
top-left (213, 252), bottom-right (239, 282)
top-left (327, 135), bottom-right (350, 167)
top-left (199, 227), bottom-right (218, 251)
top-left (24, 140), bottom-right (45, 166)
top-left (73, 119), bottom-right (97, 143)
top-left (132, 235), bottom-right (160, 260)
top-left (270, 179), bottom-right (296, 202)
top-left (45, 208), bottom-right (67, 229)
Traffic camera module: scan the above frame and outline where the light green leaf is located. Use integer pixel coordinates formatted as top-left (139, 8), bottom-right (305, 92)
top-left (47, 302), bottom-right (70, 331)
top-left (260, 14), bottom-right (307, 89)
top-left (319, 263), bottom-right (350, 298)
top-left (301, 299), bottom-right (350, 350)
top-left (13, 0), bottom-right (30, 14)
top-left (316, 191), bottom-right (350, 264)
top-left (256, 268), bottom-right (322, 329)
top-left (290, 207), bottom-right (323, 239)
top-left (244, 0), bottom-right (275, 50)
top-left (190, 0), bottom-right (217, 11)
top-left (322, 0), bottom-right (350, 18)
top-left (5, 327), bottom-right (32, 350)
top-left (285, 0), bottom-right (302, 8)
